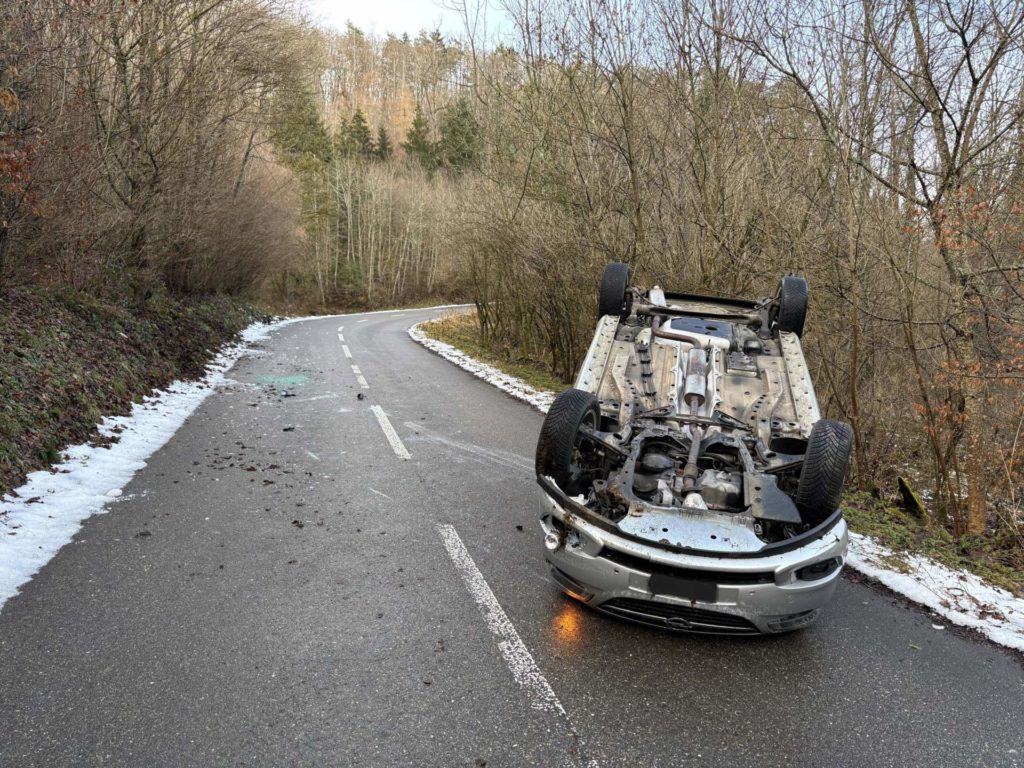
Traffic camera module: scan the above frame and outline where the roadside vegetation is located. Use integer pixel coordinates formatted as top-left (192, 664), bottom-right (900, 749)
top-left (0, 289), bottom-right (262, 495)
top-left (423, 311), bottom-right (565, 395)
top-left (2, 2), bottom-right (1022, 578)
top-left (1, 0), bottom-right (299, 495)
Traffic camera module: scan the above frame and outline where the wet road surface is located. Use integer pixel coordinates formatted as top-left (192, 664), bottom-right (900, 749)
top-left (2, 308), bottom-right (1022, 767)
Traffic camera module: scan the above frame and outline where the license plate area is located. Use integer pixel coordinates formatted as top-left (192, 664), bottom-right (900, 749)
top-left (648, 573), bottom-right (718, 603)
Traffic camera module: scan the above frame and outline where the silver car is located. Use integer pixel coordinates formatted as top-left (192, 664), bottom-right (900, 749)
top-left (535, 264), bottom-right (852, 635)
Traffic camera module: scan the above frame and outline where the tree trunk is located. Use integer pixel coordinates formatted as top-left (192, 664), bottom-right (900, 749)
top-left (964, 379), bottom-right (988, 535)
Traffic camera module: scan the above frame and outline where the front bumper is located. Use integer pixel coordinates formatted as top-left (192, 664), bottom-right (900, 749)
top-left (538, 488), bottom-right (849, 635)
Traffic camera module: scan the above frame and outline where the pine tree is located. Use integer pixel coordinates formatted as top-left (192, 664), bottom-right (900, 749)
top-left (437, 96), bottom-right (481, 172)
top-left (269, 87), bottom-right (333, 169)
top-left (374, 126), bottom-right (393, 161)
top-left (348, 109), bottom-right (374, 158)
top-left (334, 117), bottom-right (354, 157)
top-left (401, 104), bottom-right (434, 170)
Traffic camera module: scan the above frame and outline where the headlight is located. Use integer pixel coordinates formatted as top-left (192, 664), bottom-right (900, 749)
top-left (796, 558), bottom-right (841, 581)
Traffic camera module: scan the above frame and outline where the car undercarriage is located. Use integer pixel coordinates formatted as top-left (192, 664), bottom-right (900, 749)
top-left (534, 263), bottom-right (853, 633)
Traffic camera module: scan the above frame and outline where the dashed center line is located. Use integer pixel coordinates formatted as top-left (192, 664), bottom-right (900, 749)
top-left (437, 525), bottom-right (598, 767)
top-left (370, 405), bottom-right (411, 460)
top-left (342, 344), bottom-right (352, 359)
top-left (337, 325), bottom-right (345, 342)
top-left (351, 364), bottom-right (370, 389)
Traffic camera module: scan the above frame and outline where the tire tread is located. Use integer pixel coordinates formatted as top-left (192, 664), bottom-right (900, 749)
top-left (598, 262), bottom-right (632, 319)
top-left (536, 389), bottom-right (601, 493)
top-left (795, 419), bottom-right (853, 525)
top-left (777, 276), bottom-right (808, 337)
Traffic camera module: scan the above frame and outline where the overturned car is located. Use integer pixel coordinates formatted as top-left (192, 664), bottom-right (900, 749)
top-left (535, 263), bottom-right (852, 635)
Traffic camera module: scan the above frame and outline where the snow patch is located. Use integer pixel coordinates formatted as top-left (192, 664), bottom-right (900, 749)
top-left (847, 533), bottom-right (1024, 651)
top-left (411, 317), bottom-right (1024, 653)
top-left (408, 321), bottom-right (555, 413)
top-left (0, 317), bottom-right (297, 610)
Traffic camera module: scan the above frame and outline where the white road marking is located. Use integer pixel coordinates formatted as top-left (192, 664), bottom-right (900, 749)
top-left (342, 344), bottom-right (352, 359)
top-left (436, 525), bottom-right (598, 767)
top-left (357, 318), bottom-right (369, 323)
top-left (337, 325), bottom-right (344, 332)
top-left (370, 405), bottom-right (411, 460)
top-left (369, 487), bottom-right (393, 500)
top-left (338, 333), bottom-right (345, 342)
top-left (351, 364), bottom-right (370, 389)
top-left (437, 524), bottom-right (564, 713)
top-left (306, 451), bottom-right (320, 461)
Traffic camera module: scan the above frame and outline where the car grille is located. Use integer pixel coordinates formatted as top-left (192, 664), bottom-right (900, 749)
top-left (598, 548), bottom-right (775, 585)
top-left (600, 597), bottom-right (760, 635)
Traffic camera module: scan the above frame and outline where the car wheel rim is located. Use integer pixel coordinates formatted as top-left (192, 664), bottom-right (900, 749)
top-left (569, 411), bottom-right (598, 487)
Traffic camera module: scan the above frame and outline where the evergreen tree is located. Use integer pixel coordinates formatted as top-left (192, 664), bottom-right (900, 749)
top-left (348, 108), bottom-right (374, 158)
top-left (269, 87), bottom-right (333, 170)
top-left (437, 96), bottom-right (481, 172)
top-left (374, 126), bottom-right (393, 161)
top-left (334, 117), bottom-right (354, 157)
top-left (401, 104), bottom-right (435, 170)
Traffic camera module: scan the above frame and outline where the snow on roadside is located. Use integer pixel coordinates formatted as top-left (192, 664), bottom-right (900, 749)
top-left (409, 317), bottom-right (1024, 653)
top-left (847, 533), bottom-right (1024, 651)
top-left (0, 317), bottom-right (296, 609)
top-left (408, 321), bottom-right (555, 412)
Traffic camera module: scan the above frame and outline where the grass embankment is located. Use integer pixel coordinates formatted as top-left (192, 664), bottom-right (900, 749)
top-left (423, 310), bottom-right (566, 394)
top-left (843, 494), bottom-right (1024, 596)
top-left (422, 310), bottom-right (1024, 598)
top-left (0, 287), bottom-right (266, 497)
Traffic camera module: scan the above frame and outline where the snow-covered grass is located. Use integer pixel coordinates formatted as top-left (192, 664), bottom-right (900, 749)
top-left (410, 317), bottom-right (1024, 653)
top-left (408, 321), bottom-right (556, 412)
top-left (0, 318), bottom-right (291, 609)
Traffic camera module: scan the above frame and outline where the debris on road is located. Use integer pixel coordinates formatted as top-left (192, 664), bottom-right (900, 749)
top-left (0, 317), bottom-right (299, 610)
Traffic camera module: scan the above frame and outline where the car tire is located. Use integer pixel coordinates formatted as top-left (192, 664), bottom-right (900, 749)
top-left (536, 389), bottom-right (601, 495)
top-left (795, 419), bottom-right (853, 526)
top-left (774, 276), bottom-right (808, 337)
top-left (598, 262), bottom-right (632, 320)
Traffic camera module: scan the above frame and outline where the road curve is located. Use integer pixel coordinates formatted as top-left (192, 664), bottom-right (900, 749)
top-left (1, 307), bottom-right (1021, 767)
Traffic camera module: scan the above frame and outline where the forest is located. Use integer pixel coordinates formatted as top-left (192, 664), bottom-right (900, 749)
top-left (2, 0), bottom-right (1022, 576)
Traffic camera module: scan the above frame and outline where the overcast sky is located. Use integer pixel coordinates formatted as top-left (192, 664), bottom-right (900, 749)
top-left (302, 0), bottom-right (479, 38)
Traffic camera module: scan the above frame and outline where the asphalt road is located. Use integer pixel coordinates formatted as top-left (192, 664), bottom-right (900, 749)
top-left (1, 307), bottom-right (1022, 768)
